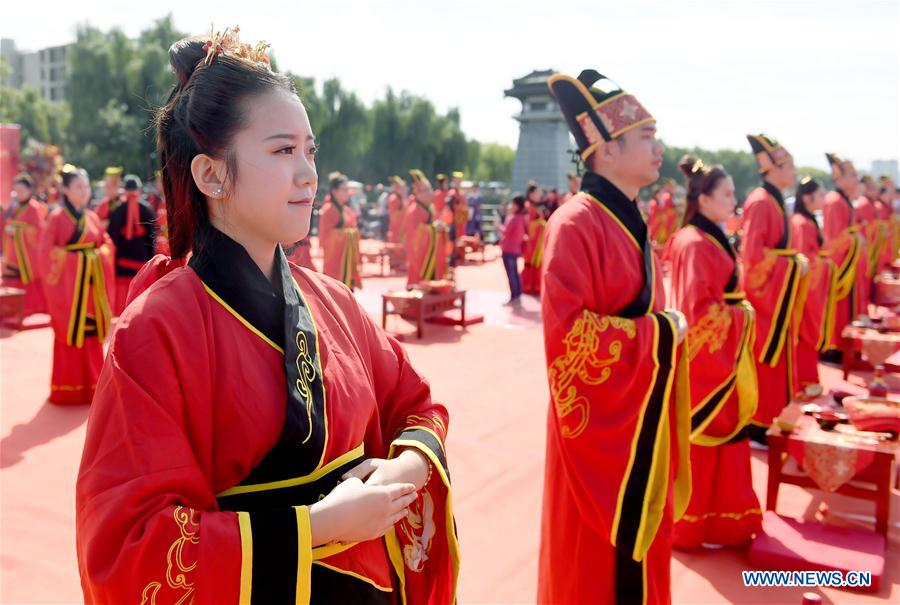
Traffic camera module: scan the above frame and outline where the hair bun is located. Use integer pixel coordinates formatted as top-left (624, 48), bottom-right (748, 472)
top-left (169, 37), bottom-right (208, 89)
top-left (678, 154), bottom-right (701, 179)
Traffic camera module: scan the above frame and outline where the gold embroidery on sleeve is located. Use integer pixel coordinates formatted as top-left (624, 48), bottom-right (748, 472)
top-left (687, 302), bottom-right (732, 361)
top-left (548, 310), bottom-right (636, 439)
top-left (141, 506), bottom-right (200, 605)
top-left (746, 252), bottom-right (776, 293)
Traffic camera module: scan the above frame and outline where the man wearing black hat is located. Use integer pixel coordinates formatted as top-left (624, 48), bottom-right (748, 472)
top-left (108, 174), bottom-right (158, 315)
top-left (538, 70), bottom-right (690, 605)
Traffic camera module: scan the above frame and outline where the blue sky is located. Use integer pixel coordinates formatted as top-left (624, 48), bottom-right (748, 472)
top-left (5, 0), bottom-right (898, 170)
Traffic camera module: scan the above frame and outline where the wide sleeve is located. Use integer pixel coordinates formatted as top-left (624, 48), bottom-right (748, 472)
top-left (675, 242), bottom-right (756, 445)
top-left (821, 197), bottom-right (860, 302)
top-left (76, 308), bottom-right (316, 604)
top-left (37, 212), bottom-right (65, 284)
top-left (740, 199), bottom-right (802, 366)
top-left (540, 218), bottom-right (690, 563)
top-left (348, 294), bottom-right (458, 605)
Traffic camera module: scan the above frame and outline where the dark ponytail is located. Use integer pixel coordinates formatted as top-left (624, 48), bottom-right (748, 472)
top-left (154, 34), bottom-right (297, 258)
top-left (794, 176), bottom-right (822, 221)
top-left (678, 154), bottom-right (729, 226)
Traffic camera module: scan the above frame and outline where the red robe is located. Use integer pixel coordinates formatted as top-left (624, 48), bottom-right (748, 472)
top-left (875, 200), bottom-right (895, 270)
top-left (76, 228), bottom-right (459, 604)
top-left (38, 201), bottom-right (114, 405)
top-left (448, 188), bottom-right (468, 242)
top-left (403, 198), bottom-right (447, 288)
top-left (740, 183), bottom-right (804, 432)
top-left (790, 213), bottom-right (837, 389)
top-left (855, 195), bottom-right (881, 292)
top-left (669, 215), bottom-right (760, 549)
top-left (648, 193), bottom-right (678, 245)
top-left (538, 172), bottom-right (691, 605)
top-left (2, 198), bottom-right (48, 315)
top-left (822, 190), bottom-right (865, 350)
top-left (521, 211), bottom-right (546, 295)
top-left (284, 237), bottom-right (316, 272)
top-left (318, 200), bottom-right (361, 289)
top-left (387, 193), bottom-right (406, 244)
top-left (94, 194), bottom-right (122, 224)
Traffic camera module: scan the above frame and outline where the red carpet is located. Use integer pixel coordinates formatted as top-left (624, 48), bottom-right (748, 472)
top-left (1, 247), bottom-right (897, 603)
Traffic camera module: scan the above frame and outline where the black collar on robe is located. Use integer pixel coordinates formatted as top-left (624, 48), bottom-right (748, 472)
top-left (414, 196), bottom-right (433, 223)
top-left (689, 212), bottom-right (739, 293)
top-left (63, 198), bottom-right (87, 245)
top-left (580, 171), bottom-right (652, 318)
top-left (762, 180), bottom-right (789, 250)
top-left (189, 225), bottom-right (287, 349)
top-left (190, 224), bottom-right (329, 483)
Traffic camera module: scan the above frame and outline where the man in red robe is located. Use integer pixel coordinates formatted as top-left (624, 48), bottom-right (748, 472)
top-left (539, 69), bottom-right (691, 605)
top-left (94, 166), bottom-right (123, 228)
top-left (742, 134), bottom-right (807, 442)
top-left (822, 152), bottom-right (865, 358)
top-left (108, 175), bottom-right (158, 315)
top-left (857, 176), bottom-right (888, 281)
top-left (2, 174), bottom-right (48, 315)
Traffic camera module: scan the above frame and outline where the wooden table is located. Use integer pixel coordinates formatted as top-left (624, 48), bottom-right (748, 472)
top-left (382, 289), bottom-right (466, 339)
top-left (766, 403), bottom-right (899, 537)
top-left (840, 323), bottom-right (900, 379)
top-left (360, 251), bottom-right (390, 276)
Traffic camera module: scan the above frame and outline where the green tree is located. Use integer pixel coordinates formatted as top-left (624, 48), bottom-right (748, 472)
top-left (474, 143), bottom-right (515, 182)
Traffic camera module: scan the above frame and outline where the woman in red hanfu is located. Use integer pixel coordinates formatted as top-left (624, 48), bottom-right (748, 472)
top-left (669, 156), bottom-right (760, 549)
top-left (790, 177), bottom-right (837, 394)
top-left (520, 193), bottom-right (546, 296)
top-left (2, 174), bottom-right (48, 315)
top-left (386, 175), bottom-right (408, 245)
top-left (318, 171), bottom-right (361, 290)
top-left (38, 166), bottom-right (114, 405)
top-left (75, 28), bottom-right (458, 605)
top-left (403, 170), bottom-right (448, 288)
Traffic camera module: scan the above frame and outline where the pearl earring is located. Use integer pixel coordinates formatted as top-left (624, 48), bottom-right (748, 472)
top-left (212, 188), bottom-right (223, 196)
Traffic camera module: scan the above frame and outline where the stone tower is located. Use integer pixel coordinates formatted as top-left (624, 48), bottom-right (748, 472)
top-left (505, 69), bottom-right (573, 194)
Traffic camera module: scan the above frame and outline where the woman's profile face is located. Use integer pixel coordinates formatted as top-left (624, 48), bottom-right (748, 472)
top-left (700, 175), bottom-right (736, 223)
top-left (223, 89), bottom-right (319, 245)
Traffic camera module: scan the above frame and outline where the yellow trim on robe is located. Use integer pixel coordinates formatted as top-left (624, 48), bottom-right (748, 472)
top-left (311, 561), bottom-right (393, 593)
top-left (610, 314), bottom-right (661, 552)
top-left (633, 313), bottom-right (677, 562)
top-left (691, 304), bottom-right (759, 446)
top-left (388, 437), bottom-right (460, 605)
top-left (237, 511), bottom-right (253, 605)
top-left (201, 282), bottom-right (284, 353)
top-left (295, 506), bottom-right (313, 605)
top-left (216, 443), bottom-right (364, 497)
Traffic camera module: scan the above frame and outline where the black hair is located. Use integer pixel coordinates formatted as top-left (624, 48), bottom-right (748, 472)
top-left (154, 35), bottom-right (297, 258)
